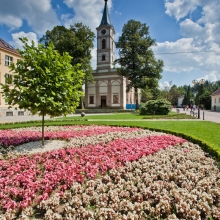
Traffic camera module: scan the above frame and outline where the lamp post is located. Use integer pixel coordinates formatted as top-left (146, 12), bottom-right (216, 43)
top-left (192, 79), bottom-right (205, 119)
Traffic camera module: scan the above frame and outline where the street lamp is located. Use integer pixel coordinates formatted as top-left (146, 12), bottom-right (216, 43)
top-left (192, 79), bottom-right (205, 119)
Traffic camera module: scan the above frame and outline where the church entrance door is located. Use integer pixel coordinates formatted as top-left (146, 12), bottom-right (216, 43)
top-left (101, 96), bottom-right (107, 108)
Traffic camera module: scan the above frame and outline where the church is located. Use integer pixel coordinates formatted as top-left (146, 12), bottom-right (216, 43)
top-left (85, 0), bottom-right (136, 109)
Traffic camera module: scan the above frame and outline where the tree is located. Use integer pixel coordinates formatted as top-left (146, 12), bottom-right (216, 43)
top-left (39, 23), bottom-right (95, 83)
top-left (182, 85), bottom-right (193, 106)
top-left (0, 38), bottom-right (85, 145)
top-left (40, 24), bottom-right (95, 109)
top-left (141, 78), bottom-right (160, 102)
top-left (114, 19), bottom-right (164, 109)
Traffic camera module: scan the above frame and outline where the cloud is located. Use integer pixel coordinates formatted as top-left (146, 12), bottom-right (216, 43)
top-left (165, 0), bottom-right (198, 21)
top-left (11, 32), bottom-right (38, 49)
top-left (0, 0), bottom-right (60, 35)
top-left (62, 0), bottom-right (112, 32)
top-left (91, 48), bottom-right (97, 70)
top-left (159, 81), bottom-right (172, 90)
top-left (161, 0), bottom-right (220, 82)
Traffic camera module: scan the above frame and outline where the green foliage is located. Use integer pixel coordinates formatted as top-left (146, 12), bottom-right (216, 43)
top-left (140, 99), bottom-right (171, 115)
top-left (39, 23), bottom-right (95, 83)
top-left (182, 85), bottom-right (193, 106)
top-left (0, 37), bottom-right (85, 144)
top-left (200, 91), bottom-right (211, 109)
top-left (114, 19), bottom-right (164, 109)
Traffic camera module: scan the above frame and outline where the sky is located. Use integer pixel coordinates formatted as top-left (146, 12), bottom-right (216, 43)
top-left (0, 0), bottom-right (220, 89)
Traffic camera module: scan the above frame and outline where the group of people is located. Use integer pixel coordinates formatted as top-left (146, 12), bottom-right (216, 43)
top-left (183, 104), bottom-right (197, 111)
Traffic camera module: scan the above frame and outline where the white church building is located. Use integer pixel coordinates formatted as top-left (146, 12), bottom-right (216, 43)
top-left (85, 0), bottom-right (136, 109)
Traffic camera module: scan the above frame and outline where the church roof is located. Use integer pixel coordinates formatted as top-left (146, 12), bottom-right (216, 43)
top-left (99, 0), bottom-right (111, 27)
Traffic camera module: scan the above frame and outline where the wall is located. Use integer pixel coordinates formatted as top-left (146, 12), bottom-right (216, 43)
top-left (211, 95), bottom-right (220, 112)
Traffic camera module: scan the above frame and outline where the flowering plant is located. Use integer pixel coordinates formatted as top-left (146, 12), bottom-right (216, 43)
top-left (0, 126), bottom-right (219, 219)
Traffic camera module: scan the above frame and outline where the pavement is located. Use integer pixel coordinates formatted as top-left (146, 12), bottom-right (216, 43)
top-left (172, 108), bottom-right (220, 124)
top-left (0, 109), bottom-right (220, 124)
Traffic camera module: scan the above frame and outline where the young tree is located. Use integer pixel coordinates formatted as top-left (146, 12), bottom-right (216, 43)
top-left (0, 38), bottom-right (85, 145)
top-left (40, 24), bottom-right (95, 109)
top-left (114, 19), bottom-right (164, 109)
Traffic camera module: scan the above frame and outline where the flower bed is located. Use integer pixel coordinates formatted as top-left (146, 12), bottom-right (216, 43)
top-left (0, 125), bottom-right (219, 219)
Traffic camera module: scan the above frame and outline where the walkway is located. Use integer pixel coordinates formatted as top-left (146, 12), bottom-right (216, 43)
top-left (173, 108), bottom-right (220, 124)
top-left (0, 110), bottom-right (220, 124)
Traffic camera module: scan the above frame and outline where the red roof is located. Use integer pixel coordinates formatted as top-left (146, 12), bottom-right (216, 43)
top-left (0, 38), bottom-right (19, 55)
top-left (211, 88), bottom-right (220, 96)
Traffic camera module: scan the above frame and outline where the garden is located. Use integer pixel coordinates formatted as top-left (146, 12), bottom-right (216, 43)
top-left (0, 113), bottom-right (220, 219)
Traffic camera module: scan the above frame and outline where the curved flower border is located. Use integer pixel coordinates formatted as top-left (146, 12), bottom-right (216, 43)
top-left (0, 125), bottom-right (219, 219)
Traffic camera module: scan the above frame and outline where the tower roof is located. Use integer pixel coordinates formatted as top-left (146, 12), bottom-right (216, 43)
top-left (99, 0), bottom-right (111, 27)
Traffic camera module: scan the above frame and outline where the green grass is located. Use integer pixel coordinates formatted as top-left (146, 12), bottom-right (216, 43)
top-left (57, 112), bottom-right (196, 120)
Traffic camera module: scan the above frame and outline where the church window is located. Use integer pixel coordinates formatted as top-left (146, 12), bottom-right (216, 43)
top-left (113, 95), bottom-right (119, 104)
top-left (102, 39), bottom-right (106, 49)
top-left (101, 55), bottom-right (106, 61)
top-left (89, 95), bottom-right (94, 104)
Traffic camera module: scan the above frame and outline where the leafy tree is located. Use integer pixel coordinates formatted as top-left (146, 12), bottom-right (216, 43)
top-left (141, 78), bottom-right (159, 102)
top-left (39, 23), bottom-right (95, 83)
top-left (40, 24), bottom-right (95, 109)
top-left (182, 85), bottom-right (193, 106)
top-left (114, 19), bottom-right (164, 109)
top-left (0, 38), bottom-right (85, 145)
top-left (200, 91), bottom-right (211, 110)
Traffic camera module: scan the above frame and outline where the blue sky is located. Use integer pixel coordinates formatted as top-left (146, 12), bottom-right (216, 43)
top-left (0, 0), bottom-right (220, 89)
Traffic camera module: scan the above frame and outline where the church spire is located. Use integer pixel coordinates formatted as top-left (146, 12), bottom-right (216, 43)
top-left (99, 0), bottom-right (111, 27)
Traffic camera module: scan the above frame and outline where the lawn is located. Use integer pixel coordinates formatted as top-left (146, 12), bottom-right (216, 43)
top-left (0, 113), bottom-right (220, 219)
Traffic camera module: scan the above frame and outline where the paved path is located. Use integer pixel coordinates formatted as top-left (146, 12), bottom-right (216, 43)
top-left (0, 113), bottom-right (107, 124)
top-left (0, 110), bottom-right (220, 124)
top-left (173, 108), bottom-right (220, 124)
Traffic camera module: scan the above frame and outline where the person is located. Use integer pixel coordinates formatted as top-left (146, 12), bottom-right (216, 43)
top-left (193, 104), bottom-right (196, 111)
top-left (186, 105), bottom-right (189, 111)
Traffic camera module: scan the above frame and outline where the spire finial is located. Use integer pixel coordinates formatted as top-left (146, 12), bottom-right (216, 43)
top-left (99, 0), bottom-right (111, 27)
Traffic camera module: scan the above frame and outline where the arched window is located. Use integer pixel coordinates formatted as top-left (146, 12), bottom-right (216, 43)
top-left (101, 55), bottom-right (106, 61)
top-left (102, 39), bottom-right (106, 49)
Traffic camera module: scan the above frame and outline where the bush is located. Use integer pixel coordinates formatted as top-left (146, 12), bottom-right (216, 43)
top-left (140, 99), bottom-right (171, 115)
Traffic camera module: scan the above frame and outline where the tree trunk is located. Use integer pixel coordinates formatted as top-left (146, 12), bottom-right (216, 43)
top-left (42, 114), bottom-right (45, 146)
top-left (135, 87), bottom-right (139, 110)
top-left (80, 96), bottom-right (84, 110)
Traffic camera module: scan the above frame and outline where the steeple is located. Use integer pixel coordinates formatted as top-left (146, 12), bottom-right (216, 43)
top-left (99, 0), bottom-right (111, 27)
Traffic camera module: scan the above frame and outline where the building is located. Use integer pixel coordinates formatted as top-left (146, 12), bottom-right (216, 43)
top-left (85, 0), bottom-right (136, 109)
top-left (211, 88), bottom-right (220, 112)
top-left (0, 38), bottom-right (27, 116)
top-left (177, 96), bottom-right (184, 107)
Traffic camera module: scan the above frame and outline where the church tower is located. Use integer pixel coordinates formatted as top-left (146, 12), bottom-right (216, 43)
top-left (85, 0), bottom-right (134, 109)
top-left (96, 0), bottom-right (115, 69)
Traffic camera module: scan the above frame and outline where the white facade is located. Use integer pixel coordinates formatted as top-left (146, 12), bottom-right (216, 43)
top-left (177, 96), bottom-right (184, 107)
top-left (211, 88), bottom-right (220, 112)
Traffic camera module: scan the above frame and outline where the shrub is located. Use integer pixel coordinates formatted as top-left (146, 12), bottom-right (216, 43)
top-left (140, 99), bottom-right (171, 115)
